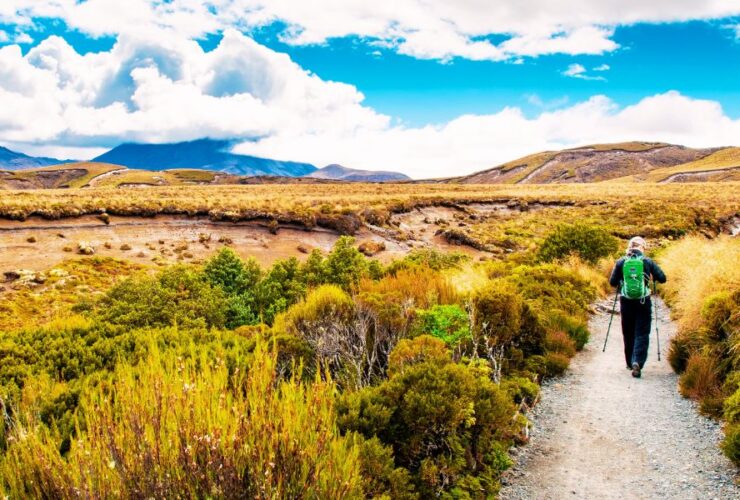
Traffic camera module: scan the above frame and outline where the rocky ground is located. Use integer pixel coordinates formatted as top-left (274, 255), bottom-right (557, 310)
top-left (500, 297), bottom-right (739, 500)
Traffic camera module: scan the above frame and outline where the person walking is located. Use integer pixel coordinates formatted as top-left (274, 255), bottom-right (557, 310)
top-left (609, 236), bottom-right (666, 378)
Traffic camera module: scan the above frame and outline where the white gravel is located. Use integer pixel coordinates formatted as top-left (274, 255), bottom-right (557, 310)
top-left (500, 297), bottom-right (739, 500)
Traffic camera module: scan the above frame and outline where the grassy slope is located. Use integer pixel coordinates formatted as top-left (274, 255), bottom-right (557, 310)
top-left (0, 162), bottom-right (123, 188)
top-left (645, 147), bottom-right (740, 181)
top-left (458, 142), bottom-right (670, 184)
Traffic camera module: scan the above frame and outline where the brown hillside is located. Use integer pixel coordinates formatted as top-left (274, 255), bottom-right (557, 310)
top-left (454, 142), bottom-right (721, 184)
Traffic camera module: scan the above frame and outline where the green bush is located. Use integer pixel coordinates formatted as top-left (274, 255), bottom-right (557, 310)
top-left (338, 352), bottom-right (516, 497)
top-left (96, 266), bottom-right (228, 329)
top-left (537, 223), bottom-right (619, 264)
top-left (722, 424), bottom-right (740, 465)
top-left (701, 290), bottom-right (739, 342)
top-left (414, 304), bottom-right (471, 348)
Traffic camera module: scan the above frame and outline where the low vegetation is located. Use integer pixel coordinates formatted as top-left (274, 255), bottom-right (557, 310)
top-left (660, 236), bottom-right (740, 464)
top-left (0, 229), bottom-right (604, 496)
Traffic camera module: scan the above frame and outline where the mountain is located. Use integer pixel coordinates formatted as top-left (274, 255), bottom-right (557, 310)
top-left (0, 146), bottom-right (74, 170)
top-left (92, 139), bottom-right (317, 177)
top-left (306, 164), bottom-right (410, 182)
top-left (450, 142), bottom-right (724, 184)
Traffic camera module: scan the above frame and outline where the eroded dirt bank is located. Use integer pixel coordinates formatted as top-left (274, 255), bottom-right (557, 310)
top-left (500, 298), bottom-right (738, 499)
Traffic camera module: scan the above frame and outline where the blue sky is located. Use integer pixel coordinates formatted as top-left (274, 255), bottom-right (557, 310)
top-left (0, 2), bottom-right (739, 177)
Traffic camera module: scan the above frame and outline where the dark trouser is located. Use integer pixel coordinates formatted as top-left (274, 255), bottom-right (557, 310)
top-left (620, 296), bottom-right (652, 369)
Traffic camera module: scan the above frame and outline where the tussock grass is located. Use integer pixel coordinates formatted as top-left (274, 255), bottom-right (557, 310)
top-left (659, 236), bottom-right (739, 334)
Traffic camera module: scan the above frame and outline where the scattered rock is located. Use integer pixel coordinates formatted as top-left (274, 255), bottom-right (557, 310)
top-left (26, 236), bottom-right (37, 243)
top-left (77, 241), bottom-right (95, 255)
top-left (358, 240), bottom-right (386, 256)
top-left (198, 233), bottom-right (211, 244)
top-left (104, 242), bottom-right (112, 249)
top-left (62, 245), bottom-right (73, 252)
top-left (120, 243), bottom-right (132, 251)
top-left (297, 244), bottom-right (310, 254)
top-left (97, 213), bottom-right (110, 225)
top-left (218, 236), bottom-right (233, 245)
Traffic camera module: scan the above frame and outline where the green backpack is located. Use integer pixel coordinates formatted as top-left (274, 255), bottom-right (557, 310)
top-left (621, 255), bottom-right (649, 299)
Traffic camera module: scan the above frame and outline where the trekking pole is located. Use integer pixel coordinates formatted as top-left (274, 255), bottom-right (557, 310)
top-left (602, 286), bottom-right (620, 352)
top-left (653, 281), bottom-right (661, 361)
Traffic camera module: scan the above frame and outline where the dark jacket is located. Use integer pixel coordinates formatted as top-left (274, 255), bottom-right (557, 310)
top-left (609, 250), bottom-right (667, 291)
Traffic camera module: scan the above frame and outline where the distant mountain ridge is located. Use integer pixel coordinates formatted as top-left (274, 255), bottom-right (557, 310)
top-left (448, 142), bottom-right (727, 184)
top-left (92, 139), bottom-right (317, 177)
top-left (306, 164), bottom-right (410, 182)
top-left (0, 146), bottom-right (74, 170)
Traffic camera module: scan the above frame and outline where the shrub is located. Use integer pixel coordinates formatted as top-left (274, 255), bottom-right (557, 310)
top-left (722, 424), bottom-right (740, 466)
top-left (387, 335), bottom-right (451, 376)
top-left (701, 290), bottom-right (739, 342)
top-left (544, 352), bottom-right (570, 377)
top-left (256, 257), bottom-right (307, 324)
top-left (413, 304), bottom-right (471, 348)
top-left (544, 330), bottom-right (577, 358)
top-left (537, 223), bottom-right (619, 264)
top-left (203, 247), bottom-right (261, 296)
top-left (323, 236), bottom-right (368, 290)
top-left (338, 356), bottom-right (516, 497)
top-left (1, 343), bottom-right (363, 498)
top-left (546, 312), bottom-right (590, 351)
top-left (95, 266), bottom-right (227, 329)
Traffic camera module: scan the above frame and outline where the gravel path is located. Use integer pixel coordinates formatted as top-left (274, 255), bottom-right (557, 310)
top-left (500, 297), bottom-right (739, 500)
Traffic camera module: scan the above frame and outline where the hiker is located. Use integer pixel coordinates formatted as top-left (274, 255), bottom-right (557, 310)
top-left (609, 236), bottom-right (666, 378)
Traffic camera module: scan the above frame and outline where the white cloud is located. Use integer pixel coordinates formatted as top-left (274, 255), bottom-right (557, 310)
top-left (562, 63), bottom-right (606, 81)
top-left (14, 32), bottom-right (33, 44)
top-left (2, 1), bottom-right (740, 61)
top-left (233, 91), bottom-right (740, 178)
top-left (0, 30), bottom-right (387, 150)
top-left (593, 63), bottom-right (611, 71)
top-left (0, 30), bottom-right (8, 43)
top-left (1, 29), bottom-right (738, 178)
top-left (563, 63), bottom-right (587, 77)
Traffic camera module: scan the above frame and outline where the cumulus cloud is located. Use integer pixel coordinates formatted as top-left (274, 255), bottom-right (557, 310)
top-left (233, 91), bottom-right (740, 178)
top-left (593, 63), bottom-right (611, 71)
top-left (3, 1), bottom-right (740, 61)
top-left (0, 30), bottom-right (387, 151)
top-left (1, 29), bottom-right (739, 178)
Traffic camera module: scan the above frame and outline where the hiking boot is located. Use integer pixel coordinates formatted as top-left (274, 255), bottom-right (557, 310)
top-left (631, 362), bottom-right (641, 378)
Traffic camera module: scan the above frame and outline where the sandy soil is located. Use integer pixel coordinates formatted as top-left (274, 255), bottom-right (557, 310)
top-left (500, 298), bottom-right (739, 500)
top-left (0, 203), bottom-right (509, 275)
top-left (0, 215), bottom-right (404, 273)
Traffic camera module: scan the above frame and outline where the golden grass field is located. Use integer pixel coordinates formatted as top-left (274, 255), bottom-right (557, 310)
top-left (1, 182), bottom-right (737, 221)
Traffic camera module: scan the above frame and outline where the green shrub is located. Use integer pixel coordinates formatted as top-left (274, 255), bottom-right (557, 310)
top-left (96, 266), bottom-right (227, 329)
top-left (546, 312), bottom-right (590, 351)
top-left (338, 355), bottom-right (516, 497)
top-left (414, 304), bottom-right (471, 348)
top-left (323, 236), bottom-right (368, 290)
top-left (701, 290), bottom-right (739, 342)
top-left (537, 223), bottom-right (619, 264)
top-left (722, 423), bottom-right (740, 466)
top-left (502, 376), bottom-right (540, 406)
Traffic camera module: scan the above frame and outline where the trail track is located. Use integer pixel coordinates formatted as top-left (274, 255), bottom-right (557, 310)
top-left (500, 297), bottom-right (739, 500)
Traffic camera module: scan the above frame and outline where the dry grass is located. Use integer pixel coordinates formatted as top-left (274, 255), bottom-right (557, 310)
top-left (0, 162), bottom-right (123, 189)
top-left (0, 182), bottom-right (736, 223)
top-left (585, 141), bottom-right (668, 152)
top-left (657, 235), bottom-right (740, 334)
